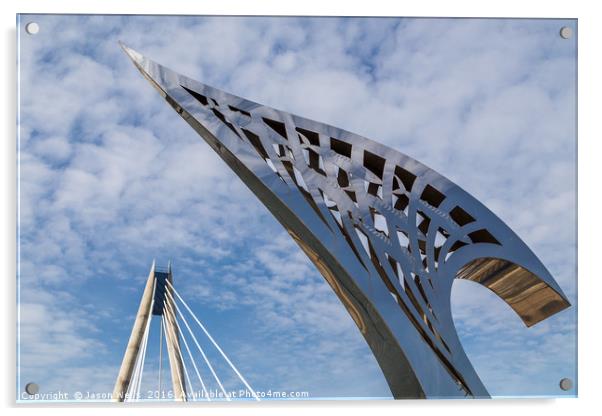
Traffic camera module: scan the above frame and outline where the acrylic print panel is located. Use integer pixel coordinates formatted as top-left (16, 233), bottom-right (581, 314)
top-left (17, 15), bottom-right (577, 402)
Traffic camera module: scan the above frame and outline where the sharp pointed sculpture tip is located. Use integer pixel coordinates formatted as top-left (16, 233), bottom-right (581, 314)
top-left (118, 41), bottom-right (144, 66)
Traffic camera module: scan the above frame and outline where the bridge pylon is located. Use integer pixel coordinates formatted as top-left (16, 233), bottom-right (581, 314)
top-left (112, 260), bottom-right (187, 401)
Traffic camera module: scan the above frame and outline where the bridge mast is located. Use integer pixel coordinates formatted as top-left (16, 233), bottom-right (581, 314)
top-left (162, 262), bottom-right (187, 401)
top-left (112, 261), bottom-right (187, 401)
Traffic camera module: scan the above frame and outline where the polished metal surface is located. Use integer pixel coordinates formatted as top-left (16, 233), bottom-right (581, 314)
top-left (121, 43), bottom-right (570, 399)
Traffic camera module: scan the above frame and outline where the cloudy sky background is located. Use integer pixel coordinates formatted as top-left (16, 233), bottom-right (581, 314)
top-left (17, 15), bottom-right (576, 400)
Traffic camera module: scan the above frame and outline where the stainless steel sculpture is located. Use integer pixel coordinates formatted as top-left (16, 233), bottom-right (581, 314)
top-left (121, 44), bottom-right (570, 399)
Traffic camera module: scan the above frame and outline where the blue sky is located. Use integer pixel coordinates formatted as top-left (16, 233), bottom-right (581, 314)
top-left (17, 15), bottom-right (576, 400)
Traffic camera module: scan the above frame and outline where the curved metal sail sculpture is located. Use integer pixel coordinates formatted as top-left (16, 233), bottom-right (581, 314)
top-left (121, 44), bottom-right (570, 399)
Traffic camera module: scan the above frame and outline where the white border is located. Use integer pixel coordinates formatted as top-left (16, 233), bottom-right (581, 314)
top-left (2, 1), bottom-right (600, 415)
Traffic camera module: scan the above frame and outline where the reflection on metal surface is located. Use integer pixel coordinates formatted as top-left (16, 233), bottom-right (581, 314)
top-left (121, 43), bottom-right (570, 399)
top-left (456, 258), bottom-right (569, 327)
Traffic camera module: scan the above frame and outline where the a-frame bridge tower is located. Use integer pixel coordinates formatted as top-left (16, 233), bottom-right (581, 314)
top-left (112, 261), bottom-right (186, 401)
top-left (111, 261), bottom-right (259, 402)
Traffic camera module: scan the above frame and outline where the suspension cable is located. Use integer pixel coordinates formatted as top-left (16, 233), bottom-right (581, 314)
top-left (164, 289), bottom-right (231, 401)
top-left (166, 280), bottom-right (260, 401)
top-left (163, 297), bottom-right (195, 401)
top-left (135, 311), bottom-right (152, 401)
top-left (126, 298), bottom-right (153, 402)
top-left (163, 296), bottom-right (210, 401)
top-left (161, 310), bottom-right (188, 401)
